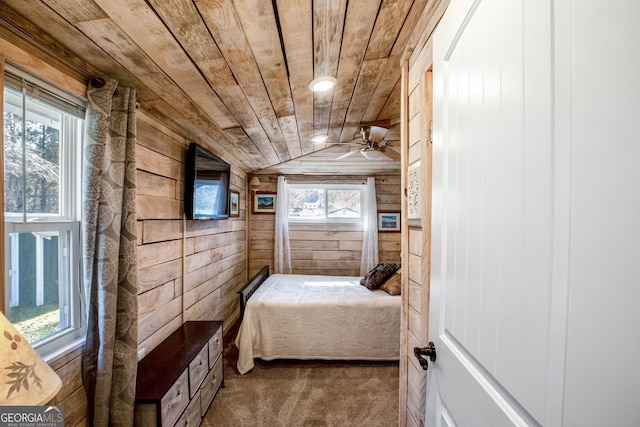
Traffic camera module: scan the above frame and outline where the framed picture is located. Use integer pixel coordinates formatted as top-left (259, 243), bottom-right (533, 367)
top-left (407, 161), bottom-right (422, 220)
top-left (253, 192), bottom-right (276, 214)
top-left (378, 212), bottom-right (400, 231)
top-left (229, 190), bottom-right (240, 217)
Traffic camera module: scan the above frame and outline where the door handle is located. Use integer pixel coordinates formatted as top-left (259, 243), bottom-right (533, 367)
top-left (413, 342), bottom-right (436, 371)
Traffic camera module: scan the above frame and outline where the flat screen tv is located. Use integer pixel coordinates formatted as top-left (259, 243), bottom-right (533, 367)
top-left (184, 142), bottom-right (231, 220)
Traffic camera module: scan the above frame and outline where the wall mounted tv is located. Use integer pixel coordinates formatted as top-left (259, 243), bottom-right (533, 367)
top-left (184, 142), bottom-right (231, 220)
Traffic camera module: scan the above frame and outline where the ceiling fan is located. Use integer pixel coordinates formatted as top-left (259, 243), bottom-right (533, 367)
top-left (335, 120), bottom-right (401, 161)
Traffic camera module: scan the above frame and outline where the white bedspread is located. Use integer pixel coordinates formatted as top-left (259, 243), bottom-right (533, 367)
top-left (235, 273), bottom-right (401, 374)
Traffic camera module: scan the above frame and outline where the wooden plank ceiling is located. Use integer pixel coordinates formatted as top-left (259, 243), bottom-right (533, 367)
top-left (0, 0), bottom-right (432, 175)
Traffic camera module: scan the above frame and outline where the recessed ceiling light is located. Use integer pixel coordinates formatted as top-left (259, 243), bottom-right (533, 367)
top-left (308, 76), bottom-right (337, 92)
top-left (310, 134), bottom-right (329, 143)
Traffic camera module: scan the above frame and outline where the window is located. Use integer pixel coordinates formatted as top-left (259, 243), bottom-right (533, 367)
top-left (287, 184), bottom-right (363, 221)
top-left (3, 65), bottom-right (85, 357)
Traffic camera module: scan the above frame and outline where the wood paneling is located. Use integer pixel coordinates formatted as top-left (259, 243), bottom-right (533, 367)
top-left (249, 174), bottom-right (401, 277)
top-left (48, 346), bottom-right (88, 426)
top-left (136, 110), bottom-right (248, 352)
top-left (327, 0), bottom-right (381, 145)
top-left (399, 3), bottom-right (448, 423)
top-left (9, 34), bottom-right (250, 427)
top-left (2, 62), bottom-right (246, 423)
top-left (195, 0), bottom-right (288, 164)
top-left (0, 0), bottom-right (443, 175)
top-left (0, 2), bottom-right (449, 424)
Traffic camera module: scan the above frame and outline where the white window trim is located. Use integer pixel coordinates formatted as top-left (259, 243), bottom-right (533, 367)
top-left (3, 66), bottom-right (86, 359)
top-left (287, 183), bottom-right (365, 223)
top-left (4, 222), bottom-right (84, 358)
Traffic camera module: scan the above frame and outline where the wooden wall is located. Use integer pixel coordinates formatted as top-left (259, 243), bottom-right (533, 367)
top-left (397, 0), bottom-right (447, 421)
top-left (2, 23), bottom-right (400, 425)
top-left (46, 112), bottom-right (249, 426)
top-left (401, 59), bottom-right (431, 427)
top-left (134, 111), bottom-right (248, 355)
top-left (1, 36), bottom-right (248, 425)
top-left (248, 174), bottom-right (401, 278)
top-left (48, 111), bottom-right (248, 426)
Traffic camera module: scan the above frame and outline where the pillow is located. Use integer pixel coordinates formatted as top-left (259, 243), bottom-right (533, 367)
top-left (380, 271), bottom-right (401, 296)
top-left (360, 263), bottom-right (400, 290)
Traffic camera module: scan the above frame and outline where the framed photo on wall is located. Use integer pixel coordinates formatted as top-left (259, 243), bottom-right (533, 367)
top-left (229, 190), bottom-right (240, 217)
top-left (253, 192), bottom-right (276, 214)
top-left (407, 161), bottom-right (422, 224)
top-left (378, 212), bottom-right (400, 231)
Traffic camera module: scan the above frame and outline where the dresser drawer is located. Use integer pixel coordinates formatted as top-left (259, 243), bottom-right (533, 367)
top-left (188, 344), bottom-right (209, 398)
top-left (160, 369), bottom-right (190, 427)
top-left (135, 321), bottom-right (223, 427)
top-left (207, 327), bottom-right (223, 368)
top-left (174, 390), bottom-right (201, 427)
top-left (200, 353), bottom-right (223, 415)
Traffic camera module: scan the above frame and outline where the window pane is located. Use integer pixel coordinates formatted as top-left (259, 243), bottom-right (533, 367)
top-left (4, 87), bottom-right (24, 214)
top-left (4, 87), bottom-right (61, 216)
top-left (4, 69), bottom-right (85, 356)
top-left (25, 98), bottom-right (62, 215)
top-left (8, 231), bottom-right (70, 344)
top-left (327, 189), bottom-right (361, 218)
top-left (289, 188), bottom-right (325, 218)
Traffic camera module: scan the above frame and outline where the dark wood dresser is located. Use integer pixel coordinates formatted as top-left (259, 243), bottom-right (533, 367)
top-left (134, 321), bottom-right (224, 426)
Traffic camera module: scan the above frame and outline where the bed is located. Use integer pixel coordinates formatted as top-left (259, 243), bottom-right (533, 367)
top-left (235, 266), bottom-right (401, 374)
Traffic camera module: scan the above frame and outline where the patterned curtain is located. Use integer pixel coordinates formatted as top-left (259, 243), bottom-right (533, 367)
top-left (81, 78), bottom-right (138, 426)
top-left (274, 176), bottom-right (291, 273)
top-left (360, 177), bottom-right (379, 275)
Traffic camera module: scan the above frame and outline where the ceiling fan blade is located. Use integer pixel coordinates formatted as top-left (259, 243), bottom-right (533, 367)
top-left (335, 150), bottom-right (362, 160)
top-left (382, 148), bottom-right (401, 161)
top-left (360, 149), bottom-right (387, 160)
top-left (379, 140), bottom-right (396, 148)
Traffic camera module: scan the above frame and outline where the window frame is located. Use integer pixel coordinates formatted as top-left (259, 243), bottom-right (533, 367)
top-left (287, 183), bottom-right (365, 223)
top-left (4, 221), bottom-right (84, 356)
top-left (3, 64), bottom-right (86, 359)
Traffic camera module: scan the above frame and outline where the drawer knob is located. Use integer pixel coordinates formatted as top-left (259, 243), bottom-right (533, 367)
top-left (168, 391), bottom-right (182, 407)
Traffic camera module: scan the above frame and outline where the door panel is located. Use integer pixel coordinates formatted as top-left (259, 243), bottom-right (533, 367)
top-left (428, 0), bottom-right (640, 426)
top-left (557, 2), bottom-right (640, 425)
top-left (438, 406), bottom-right (456, 427)
top-left (429, 0), bottom-right (553, 425)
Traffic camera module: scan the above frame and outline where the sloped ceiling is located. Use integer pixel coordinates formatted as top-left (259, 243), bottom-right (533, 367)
top-left (0, 0), bottom-right (440, 175)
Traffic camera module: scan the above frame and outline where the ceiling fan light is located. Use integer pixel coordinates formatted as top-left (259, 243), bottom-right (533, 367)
top-left (308, 76), bottom-right (337, 92)
top-left (310, 134), bottom-right (328, 143)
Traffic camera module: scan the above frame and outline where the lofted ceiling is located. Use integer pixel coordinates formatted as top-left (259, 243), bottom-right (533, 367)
top-left (0, 0), bottom-right (437, 175)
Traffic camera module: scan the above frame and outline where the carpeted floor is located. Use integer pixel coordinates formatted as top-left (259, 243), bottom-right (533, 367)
top-left (201, 322), bottom-right (399, 427)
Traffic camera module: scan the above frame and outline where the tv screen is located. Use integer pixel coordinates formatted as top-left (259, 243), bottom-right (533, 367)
top-left (184, 142), bottom-right (231, 220)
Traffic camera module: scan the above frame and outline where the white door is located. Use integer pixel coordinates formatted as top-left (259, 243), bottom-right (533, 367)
top-left (426, 0), bottom-right (640, 426)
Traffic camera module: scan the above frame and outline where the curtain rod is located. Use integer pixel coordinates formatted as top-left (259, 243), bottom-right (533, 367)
top-left (89, 76), bottom-right (139, 108)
